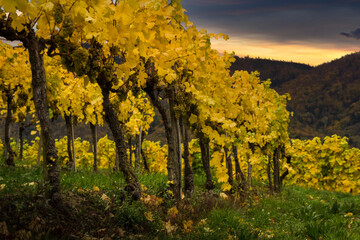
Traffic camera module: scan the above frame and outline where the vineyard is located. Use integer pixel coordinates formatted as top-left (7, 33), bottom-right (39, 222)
top-left (0, 0), bottom-right (359, 239)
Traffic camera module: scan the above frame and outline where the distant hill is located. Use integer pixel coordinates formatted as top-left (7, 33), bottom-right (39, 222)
top-left (231, 53), bottom-right (360, 147)
top-left (230, 56), bottom-right (313, 87)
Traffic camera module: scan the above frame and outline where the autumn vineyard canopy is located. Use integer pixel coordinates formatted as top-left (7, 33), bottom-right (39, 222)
top-left (0, 0), bottom-right (359, 211)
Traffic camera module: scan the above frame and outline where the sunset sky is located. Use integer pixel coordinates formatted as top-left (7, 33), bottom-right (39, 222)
top-left (180, 0), bottom-right (360, 66)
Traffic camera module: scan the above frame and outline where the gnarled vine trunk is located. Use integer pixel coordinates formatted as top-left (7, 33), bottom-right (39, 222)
top-left (135, 126), bottom-right (142, 171)
top-left (247, 143), bottom-right (255, 189)
top-left (224, 146), bottom-right (233, 188)
top-left (64, 114), bottom-right (74, 170)
top-left (233, 145), bottom-right (246, 190)
top-left (37, 132), bottom-right (42, 166)
top-left (0, 17), bottom-right (62, 207)
top-left (198, 133), bottom-right (215, 190)
top-left (98, 82), bottom-right (140, 198)
top-left (90, 123), bottom-right (98, 172)
top-left (273, 147), bottom-right (281, 193)
top-left (267, 157), bottom-right (273, 192)
top-left (27, 33), bottom-right (62, 207)
top-left (4, 89), bottom-right (15, 167)
top-left (141, 133), bottom-right (149, 172)
top-left (168, 88), bottom-right (182, 201)
top-left (18, 123), bottom-right (25, 161)
top-left (181, 118), bottom-right (194, 196)
top-left (145, 85), bottom-right (182, 201)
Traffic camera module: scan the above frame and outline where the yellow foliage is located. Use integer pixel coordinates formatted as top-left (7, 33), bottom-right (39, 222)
top-left (220, 192), bottom-right (229, 199)
top-left (167, 206), bottom-right (178, 218)
top-left (140, 193), bottom-right (163, 207)
top-left (344, 212), bottom-right (353, 217)
top-left (144, 212), bottom-right (154, 222)
top-left (164, 220), bottom-right (177, 234)
top-left (101, 193), bottom-right (111, 203)
top-left (142, 140), bottom-right (167, 174)
top-left (97, 135), bottom-right (116, 169)
top-left (183, 220), bottom-right (193, 233)
top-left (285, 135), bottom-right (360, 194)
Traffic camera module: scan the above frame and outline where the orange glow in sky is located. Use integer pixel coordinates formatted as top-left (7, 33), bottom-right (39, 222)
top-left (211, 37), bottom-right (359, 66)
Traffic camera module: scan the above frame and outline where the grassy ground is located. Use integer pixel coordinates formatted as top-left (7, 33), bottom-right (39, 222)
top-left (0, 165), bottom-right (359, 239)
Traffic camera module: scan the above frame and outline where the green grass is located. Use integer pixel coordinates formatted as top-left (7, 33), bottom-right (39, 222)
top-left (60, 168), bottom-right (126, 191)
top-left (0, 164), bottom-right (360, 239)
top-left (241, 186), bottom-right (360, 239)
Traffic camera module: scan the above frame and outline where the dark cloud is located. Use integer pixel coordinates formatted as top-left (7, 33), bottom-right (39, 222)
top-left (341, 28), bottom-right (360, 40)
top-left (181, 0), bottom-right (360, 48)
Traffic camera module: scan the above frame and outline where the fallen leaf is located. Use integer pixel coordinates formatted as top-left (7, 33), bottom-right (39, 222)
top-left (344, 212), bottom-right (353, 217)
top-left (23, 182), bottom-right (36, 187)
top-left (144, 212), bottom-right (154, 222)
top-left (97, 228), bottom-right (106, 237)
top-left (167, 206), bottom-right (178, 218)
top-left (28, 217), bottom-right (45, 232)
top-left (0, 222), bottom-right (9, 236)
top-left (220, 192), bottom-right (228, 199)
top-left (117, 228), bottom-right (125, 238)
top-left (183, 220), bottom-right (193, 233)
top-left (348, 217), bottom-right (355, 229)
top-left (101, 193), bottom-right (111, 203)
top-left (165, 220), bottom-right (177, 233)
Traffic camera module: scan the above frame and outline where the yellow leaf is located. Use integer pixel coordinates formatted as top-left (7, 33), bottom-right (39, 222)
top-left (23, 182), bottom-right (35, 186)
top-left (220, 192), bottom-right (228, 199)
top-left (167, 206), bottom-right (178, 217)
top-left (183, 220), bottom-right (193, 233)
top-left (188, 114), bottom-right (197, 125)
top-left (221, 183), bottom-right (232, 191)
top-left (144, 212), bottom-right (154, 222)
top-left (42, 2), bottom-right (54, 11)
top-left (30, 131), bottom-right (37, 135)
top-left (309, 167), bottom-right (318, 175)
top-left (2, 0), bottom-right (17, 12)
top-left (93, 186), bottom-right (100, 192)
top-left (164, 220), bottom-right (177, 233)
top-left (101, 193), bottom-right (111, 203)
top-left (344, 212), bottom-right (353, 217)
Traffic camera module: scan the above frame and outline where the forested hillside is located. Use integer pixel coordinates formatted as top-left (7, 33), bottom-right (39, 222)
top-left (231, 53), bottom-right (360, 147)
top-left (229, 56), bottom-right (313, 87)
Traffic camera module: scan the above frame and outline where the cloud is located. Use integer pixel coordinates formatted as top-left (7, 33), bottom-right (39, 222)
top-left (183, 0), bottom-right (360, 45)
top-left (223, 3), bottom-right (321, 15)
top-left (181, 0), bottom-right (360, 64)
top-left (341, 28), bottom-right (360, 40)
